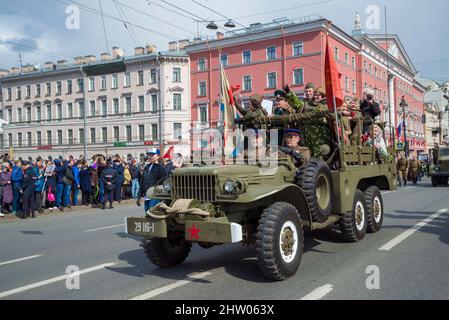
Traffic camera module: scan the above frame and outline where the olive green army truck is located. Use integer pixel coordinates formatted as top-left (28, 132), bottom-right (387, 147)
top-left (125, 111), bottom-right (397, 280)
top-left (430, 146), bottom-right (449, 187)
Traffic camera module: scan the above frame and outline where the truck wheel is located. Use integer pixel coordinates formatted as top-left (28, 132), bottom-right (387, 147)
top-left (142, 234), bottom-right (192, 268)
top-left (364, 186), bottom-right (383, 233)
top-left (256, 202), bottom-right (304, 281)
top-left (295, 159), bottom-right (333, 223)
top-left (431, 176), bottom-right (439, 187)
top-left (339, 189), bottom-right (368, 242)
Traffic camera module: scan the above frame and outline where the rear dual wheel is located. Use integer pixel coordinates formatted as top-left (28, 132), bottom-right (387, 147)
top-left (340, 189), bottom-right (368, 242)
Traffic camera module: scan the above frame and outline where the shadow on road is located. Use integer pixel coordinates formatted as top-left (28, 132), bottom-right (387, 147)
top-left (20, 230), bottom-right (44, 235)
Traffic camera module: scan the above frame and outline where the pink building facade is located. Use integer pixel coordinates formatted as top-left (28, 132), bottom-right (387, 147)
top-left (185, 17), bottom-right (426, 156)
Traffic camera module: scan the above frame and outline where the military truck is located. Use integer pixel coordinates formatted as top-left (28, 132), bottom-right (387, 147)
top-left (125, 111), bottom-right (397, 280)
top-left (430, 146), bottom-right (449, 187)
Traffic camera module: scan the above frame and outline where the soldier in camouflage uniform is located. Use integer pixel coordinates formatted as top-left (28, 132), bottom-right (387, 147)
top-left (396, 153), bottom-right (410, 186)
top-left (234, 94), bottom-right (268, 131)
top-left (301, 86), bottom-right (332, 158)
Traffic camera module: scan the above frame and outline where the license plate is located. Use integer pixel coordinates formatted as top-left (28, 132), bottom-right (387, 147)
top-left (125, 217), bottom-right (167, 238)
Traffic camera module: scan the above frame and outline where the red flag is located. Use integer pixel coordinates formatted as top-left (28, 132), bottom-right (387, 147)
top-left (324, 35), bottom-right (344, 111)
top-left (163, 146), bottom-right (174, 160)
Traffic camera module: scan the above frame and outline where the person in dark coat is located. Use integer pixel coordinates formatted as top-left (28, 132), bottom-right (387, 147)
top-left (79, 162), bottom-right (93, 205)
top-left (0, 164), bottom-right (13, 214)
top-left (11, 160), bottom-right (23, 215)
top-left (54, 159), bottom-right (66, 211)
top-left (45, 162), bottom-right (57, 211)
top-left (101, 159), bottom-right (117, 209)
top-left (113, 159), bottom-right (124, 203)
top-left (21, 161), bottom-right (37, 219)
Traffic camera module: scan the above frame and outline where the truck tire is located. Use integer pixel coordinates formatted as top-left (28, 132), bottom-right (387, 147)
top-left (431, 176), bottom-right (439, 187)
top-left (256, 202), bottom-right (304, 281)
top-left (142, 235), bottom-right (191, 268)
top-left (295, 159), bottom-right (333, 223)
top-left (339, 189), bottom-right (368, 242)
top-left (364, 186), bottom-right (383, 233)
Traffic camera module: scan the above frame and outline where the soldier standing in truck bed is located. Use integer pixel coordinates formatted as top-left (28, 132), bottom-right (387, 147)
top-left (234, 94), bottom-right (268, 131)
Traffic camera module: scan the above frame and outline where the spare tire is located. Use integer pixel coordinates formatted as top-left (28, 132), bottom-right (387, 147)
top-left (295, 159), bottom-right (333, 223)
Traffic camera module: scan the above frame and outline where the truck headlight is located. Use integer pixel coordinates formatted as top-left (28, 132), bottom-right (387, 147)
top-left (163, 180), bottom-right (172, 192)
top-left (224, 179), bottom-right (236, 193)
top-left (434, 166), bottom-right (440, 172)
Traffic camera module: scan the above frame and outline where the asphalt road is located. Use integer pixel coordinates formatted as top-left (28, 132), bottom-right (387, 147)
top-left (0, 177), bottom-right (448, 300)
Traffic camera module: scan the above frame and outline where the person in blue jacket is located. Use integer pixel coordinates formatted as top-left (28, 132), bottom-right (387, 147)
top-left (11, 160), bottom-right (23, 215)
top-left (72, 161), bottom-right (81, 206)
top-left (33, 157), bottom-right (46, 213)
top-left (113, 159), bottom-right (124, 203)
top-left (79, 161), bottom-right (92, 205)
top-left (54, 159), bottom-right (67, 211)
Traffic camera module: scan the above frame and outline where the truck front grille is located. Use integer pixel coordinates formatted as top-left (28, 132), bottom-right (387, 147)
top-left (173, 174), bottom-right (217, 202)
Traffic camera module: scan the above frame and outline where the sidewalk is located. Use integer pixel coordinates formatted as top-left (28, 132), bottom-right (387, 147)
top-left (0, 198), bottom-right (136, 223)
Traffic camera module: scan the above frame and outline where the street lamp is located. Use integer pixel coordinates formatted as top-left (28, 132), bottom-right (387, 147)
top-left (400, 96), bottom-right (409, 157)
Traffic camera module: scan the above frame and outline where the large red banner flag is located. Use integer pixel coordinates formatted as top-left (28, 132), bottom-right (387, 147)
top-left (324, 34), bottom-right (344, 111)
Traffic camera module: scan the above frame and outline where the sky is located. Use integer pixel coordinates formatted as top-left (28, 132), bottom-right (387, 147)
top-left (0, 0), bottom-right (447, 82)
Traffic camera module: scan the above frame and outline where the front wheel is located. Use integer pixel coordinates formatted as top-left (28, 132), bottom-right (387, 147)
top-left (142, 234), bottom-right (192, 268)
top-left (339, 189), bottom-right (368, 242)
top-left (256, 202), bottom-right (304, 281)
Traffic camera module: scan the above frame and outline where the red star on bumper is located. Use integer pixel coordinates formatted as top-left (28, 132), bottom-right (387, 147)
top-left (187, 224), bottom-right (201, 240)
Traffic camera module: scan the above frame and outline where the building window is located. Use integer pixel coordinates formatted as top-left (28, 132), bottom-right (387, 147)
top-left (364, 60), bottom-right (367, 71)
top-left (151, 94), bottom-right (158, 112)
top-left (8, 133), bottom-right (12, 148)
top-left (27, 132), bottom-right (32, 147)
top-left (102, 127), bottom-right (108, 143)
top-left (334, 47), bottom-right (339, 60)
top-left (16, 87), bottom-right (21, 100)
top-left (36, 84), bottom-right (41, 97)
top-left (267, 72), bottom-right (277, 88)
top-left (101, 75), bottom-right (107, 90)
top-left (352, 57), bottom-right (356, 68)
top-left (150, 69), bottom-right (156, 84)
top-left (345, 77), bottom-right (349, 92)
top-left (126, 126), bottom-right (133, 142)
top-left (352, 80), bottom-right (356, 94)
top-left (77, 79), bottom-right (83, 92)
top-left (46, 83), bottom-right (51, 96)
top-left (124, 73), bottom-right (131, 87)
top-left (198, 58), bottom-right (206, 71)
top-left (79, 129), bottom-right (84, 145)
top-left (67, 80), bottom-right (72, 94)
top-left (125, 96), bottom-right (132, 114)
top-left (293, 68), bottom-right (304, 85)
top-left (173, 67), bottom-right (181, 82)
top-left (198, 81), bottom-right (206, 96)
top-left (369, 64), bottom-right (372, 74)
top-left (26, 106), bottom-right (31, 123)
top-left (57, 81), bottom-right (62, 95)
top-left (17, 133), bottom-right (22, 148)
top-left (79, 101), bottom-right (85, 118)
top-left (151, 124), bottom-right (158, 140)
top-left (36, 105), bottom-right (41, 122)
top-left (293, 41), bottom-right (304, 56)
top-left (113, 98), bottom-right (119, 114)
top-left (68, 129), bottom-right (73, 145)
top-left (47, 130), bottom-right (52, 146)
top-left (90, 100), bottom-right (96, 116)
top-left (139, 125), bottom-right (145, 141)
top-left (67, 103), bottom-right (73, 118)
top-left (112, 74), bottom-right (118, 89)
top-left (242, 51), bottom-right (251, 64)
top-left (101, 99), bottom-right (107, 117)
top-left (243, 75), bottom-right (252, 91)
top-left (267, 46), bottom-right (276, 60)
top-left (57, 130), bottom-right (62, 145)
top-left (173, 93), bottom-right (182, 110)
top-left (220, 54), bottom-right (228, 67)
top-left (113, 126), bottom-right (119, 142)
top-left (17, 108), bottom-right (22, 123)
top-left (57, 103), bottom-right (62, 120)
top-left (138, 96), bottom-right (145, 112)
top-left (90, 128), bottom-right (96, 144)
top-left (7, 108), bottom-right (12, 123)
top-left (7, 88), bottom-right (11, 101)
top-left (46, 104), bottom-right (52, 121)
top-left (173, 123), bottom-right (182, 140)
top-left (138, 71), bottom-right (144, 86)
top-left (199, 105), bottom-right (208, 123)
top-left (37, 131), bottom-right (42, 146)
top-left (88, 77), bottom-right (95, 92)
top-left (26, 85), bottom-right (31, 98)
top-left (344, 53), bottom-right (349, 65)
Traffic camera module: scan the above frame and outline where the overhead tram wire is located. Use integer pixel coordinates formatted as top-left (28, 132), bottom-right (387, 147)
top-left (52, 0), bottom-right (179, 40)
top-left (98, 0), bottom-right (111, 53)
top-left (113, 0), bottom-right (140, 46)
top-left (190, 0), bottom-right (246, 28)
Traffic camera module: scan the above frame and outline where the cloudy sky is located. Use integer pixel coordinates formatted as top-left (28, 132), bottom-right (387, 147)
top-left (0, 0), bottom-right (447, 82)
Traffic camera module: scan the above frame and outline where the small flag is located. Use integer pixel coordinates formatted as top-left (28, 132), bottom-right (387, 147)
top-left (163, 146), bottom-right (174, 160)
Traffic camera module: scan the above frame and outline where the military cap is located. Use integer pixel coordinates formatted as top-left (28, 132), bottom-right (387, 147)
top-left (274, 89), bottom-right (287, 100)
top-left (106, 158), bottom-right (113, 165)
top-left (249, 93), bottom-right (263, 104)
top-left (284, 128), bottom-right (301, 137)
top-left (315, 86), bottom-right (326, 97)
top-left (305, 82), bottom-right (315, 90)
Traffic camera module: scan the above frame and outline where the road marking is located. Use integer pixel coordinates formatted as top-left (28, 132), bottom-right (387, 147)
top-left (300, 284), bottom-right (333, 300)
top-left (403, 186), bottom-right (416, 190)
top-left (379, 208), bottom-right (449, 251)
top-left (84, 224), bottom-right (124, 233)
top-left (0, 255), bottom-right (42, 267)
top-left (130, 271), bottom-right (212, 300)
top-left (381, 191), bottom-right (394, 195)
top-left (0, 262), bottom-right (115, 298)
